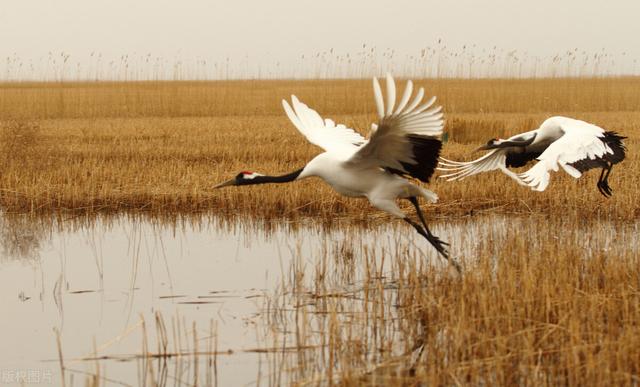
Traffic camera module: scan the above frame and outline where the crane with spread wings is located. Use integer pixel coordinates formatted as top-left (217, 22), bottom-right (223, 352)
top-left (438, 117), bottom-right (626, 197)
top-left (215, 74), bottom-right (453, 265)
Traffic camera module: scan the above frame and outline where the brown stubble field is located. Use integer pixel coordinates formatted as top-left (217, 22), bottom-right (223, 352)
top-left (0, 78), bottom-right (639, 221)
top-left (1, 78), bottom-right (639, 385)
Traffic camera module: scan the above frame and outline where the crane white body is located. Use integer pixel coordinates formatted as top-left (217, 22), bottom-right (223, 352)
top-left (300, 153), bottom-right (437, 217)
top-left (216, 74), bottom-right (452, 262)
top-left (438, 116), bottom-right (626, 196)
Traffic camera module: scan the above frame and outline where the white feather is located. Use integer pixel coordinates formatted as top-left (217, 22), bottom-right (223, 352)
top-left (347, 75), bottom-right (444, 175)
top-left (394, 80), bottom-right (413, 115)
top-left (373, 77), bottom-right (384, 119)
top-left (404, 88), bottom-right (425, 114)
top-left (385, 73), bottom-right (396, 116)
top-left (282, 96), bottom-right (365, 155)
top-left (439, 116), bottom-right (617, 193)
top-left (518, 117), bottom-right (610, 191)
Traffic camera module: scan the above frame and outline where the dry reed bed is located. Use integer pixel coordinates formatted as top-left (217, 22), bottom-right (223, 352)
top-left (253, 216), bottom-right (640, 385)
top-left (4, 79), bottom-right (633, 385)
top-left (64, 215), bottom-right (639, 386)
top-left (0, 78), bottom-right (638, 221)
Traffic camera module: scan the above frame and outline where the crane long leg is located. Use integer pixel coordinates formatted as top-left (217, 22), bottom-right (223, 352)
top-left (596, 168), bottom-right (607, 197)
top-left (404, 217), bottom-right (461, 274)
top-left (602, 163), bottom-right (613, 196)
top-left (597, 163), bottom-right (613, 198)
top-left (407, 197), bottom-right (448, 246)
top-left (403, 217), bottom-right (449, 258)
top-left (404, 197), bottom-right (460, 273)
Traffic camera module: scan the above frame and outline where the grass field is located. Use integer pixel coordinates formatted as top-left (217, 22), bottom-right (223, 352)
top-left (0, 78), bottom-right (638, 220)
top-left (1, 78), bottom-right (639, 386)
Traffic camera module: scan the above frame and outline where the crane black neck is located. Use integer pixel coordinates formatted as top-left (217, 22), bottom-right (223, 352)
top-left (499, 133), bottom-right (537, 148)
top-left (239, 168), bottom-right (304, 185)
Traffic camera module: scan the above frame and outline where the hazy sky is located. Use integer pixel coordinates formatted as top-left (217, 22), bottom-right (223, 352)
top-left (2, 0), bottom-right (639, 79)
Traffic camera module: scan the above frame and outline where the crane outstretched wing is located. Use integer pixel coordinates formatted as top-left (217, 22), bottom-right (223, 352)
top-left (348, 74), bottom-right (444, 182)
top-left (438, 151), bottom-right (528, 185)
top-left (282, 96), bottom-right (366, 154)
top-left (518, 120), bottom-right (610, 191)
top-left (437, 128), bottom-right (543, 185)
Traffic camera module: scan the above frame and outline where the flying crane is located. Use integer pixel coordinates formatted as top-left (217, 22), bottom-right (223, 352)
top-left (215, 74), bottom-right (453, 265)
top-left (438, 116), bottom-right (626, 197)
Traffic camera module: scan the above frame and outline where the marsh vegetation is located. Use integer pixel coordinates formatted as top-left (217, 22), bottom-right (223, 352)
top-left (0, 78), bottom-right (639, 219)
top-left (0, 77), bottom-right (638, 386)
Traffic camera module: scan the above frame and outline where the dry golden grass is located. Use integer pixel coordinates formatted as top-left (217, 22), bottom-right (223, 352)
top-left (283, 217), bottom-right (640, 386)
top-left (0, 78), bottom-right (638, 221)
top-left (4, 78), bottom-right (634, 385)
top-left (250, 217), bottom-right (640, 386)
top-left (57, 215), bottom-right (639, 386)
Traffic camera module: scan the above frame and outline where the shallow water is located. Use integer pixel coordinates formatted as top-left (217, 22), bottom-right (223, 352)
top-left (0, 213), bottom-right (637, 386)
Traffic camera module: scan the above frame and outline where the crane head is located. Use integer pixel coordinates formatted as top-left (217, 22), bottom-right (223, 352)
top-left (214, 171), bottom-right (263, 188)
top-left (475, 138), bottom-right (501, 151)
top-left (475, 133), bottom-right (537, 152)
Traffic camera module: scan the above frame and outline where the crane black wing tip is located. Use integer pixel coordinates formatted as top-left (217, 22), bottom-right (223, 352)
top-left (604, 131), bottom-right (627, 140)
top-left (572, 131), bottom-right (626, 172)
top-left (505, 151), bottom-right (542, 168)
top-left (603, 131), bottom-right (626, 164)
top-left (386, 135), bottom-right (442, 183)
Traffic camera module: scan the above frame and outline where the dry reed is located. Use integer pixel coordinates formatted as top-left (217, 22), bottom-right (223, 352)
top-left (9, 77), bottom-right (633, 386)
top-left (0, 78), bottom-right (638, 222)
top-left (58, 216), bottom-right (639, 386)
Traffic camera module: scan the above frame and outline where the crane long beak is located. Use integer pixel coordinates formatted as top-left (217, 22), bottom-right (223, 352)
top-left (214, 179), bottom-right (236, 189)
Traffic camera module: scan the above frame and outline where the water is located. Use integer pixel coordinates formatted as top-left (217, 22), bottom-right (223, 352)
top-left (0, 215), bottom-right (410, 386)
top-left (0, 213), bottom-right (637, 386)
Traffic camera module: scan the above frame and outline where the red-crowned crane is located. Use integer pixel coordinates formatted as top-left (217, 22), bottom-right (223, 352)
top-left (438, 116), bottom-right (626, 197)
top-left (215, 74), bottom-right (455, 268)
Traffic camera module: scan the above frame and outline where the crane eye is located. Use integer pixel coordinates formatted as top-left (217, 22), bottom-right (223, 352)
top-left (237, 171), bottom-right (259, 180)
